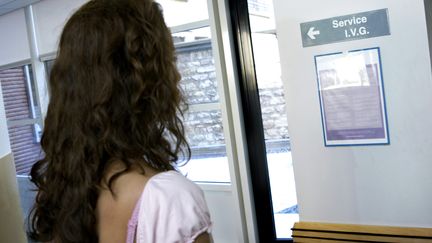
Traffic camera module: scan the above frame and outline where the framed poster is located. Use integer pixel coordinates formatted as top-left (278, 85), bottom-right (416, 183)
top-left (314, 47), bottom-right (389, 146)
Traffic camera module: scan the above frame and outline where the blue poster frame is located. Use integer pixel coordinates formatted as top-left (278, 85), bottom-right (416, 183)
top-left (314, 47), bottom-right (390, 147)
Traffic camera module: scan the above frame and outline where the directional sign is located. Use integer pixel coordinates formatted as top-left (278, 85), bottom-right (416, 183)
top-left (300, 9), bottom-right (390, 47)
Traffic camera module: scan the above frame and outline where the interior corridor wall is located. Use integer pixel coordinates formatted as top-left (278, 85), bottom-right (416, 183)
top-left (32, 0), bottom-right (88, 55)
top-left (0, 8), bottom-right (30, 66)
top-left (274, 0), bottom-right (432, 227)
top-left (0, 77), bottom-right (11, 157)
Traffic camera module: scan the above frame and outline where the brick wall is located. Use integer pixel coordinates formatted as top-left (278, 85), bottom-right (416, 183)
top-left (0, 67), bottom-right (42, 175)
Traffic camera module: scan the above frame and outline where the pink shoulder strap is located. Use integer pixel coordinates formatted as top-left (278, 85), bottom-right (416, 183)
top-left (125, 195), bottom-right (142, 243)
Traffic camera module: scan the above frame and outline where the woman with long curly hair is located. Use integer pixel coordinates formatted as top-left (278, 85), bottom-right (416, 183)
top-left (29, 0), bottom-right (212, 242)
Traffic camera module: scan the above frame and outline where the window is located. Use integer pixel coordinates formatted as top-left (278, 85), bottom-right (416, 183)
top-left (156, 0), bottom-right (231, 183)
top-left (0, 64), bottom-right (43, 176)
top-left (43, 31), bottom-right (231, 183)
top-left (173, 32), bottom-right (229, 182)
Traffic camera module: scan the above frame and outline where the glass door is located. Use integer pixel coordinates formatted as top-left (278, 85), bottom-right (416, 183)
top-left (229, 0), bottom-right (298, 241)
top-left (248, 0), bottom-right (299, 238)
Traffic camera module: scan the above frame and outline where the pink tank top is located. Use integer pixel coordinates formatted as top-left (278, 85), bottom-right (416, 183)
top-left (126, 194), bottom-right (142, 243)
top-left (125, 171), bottom-right (212, 243)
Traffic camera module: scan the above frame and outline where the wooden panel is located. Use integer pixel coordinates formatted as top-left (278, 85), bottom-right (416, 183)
top-left (0, 153), bottom-right (27, 243)
top-left (292, 222), bottom-right (432, 242)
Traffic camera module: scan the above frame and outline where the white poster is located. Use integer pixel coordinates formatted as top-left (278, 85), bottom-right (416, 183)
top-left (315, 47), bottom-right (389, 146)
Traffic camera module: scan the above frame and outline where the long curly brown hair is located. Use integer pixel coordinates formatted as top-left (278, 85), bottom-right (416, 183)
top-left (29, 0), bottom-right (189, 242)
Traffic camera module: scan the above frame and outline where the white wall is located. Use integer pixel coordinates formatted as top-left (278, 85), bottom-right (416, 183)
top-left (0, 0), bottom-right (40, 16)
top-left (201, 185), bottom-right (239, 243)
top-left (0, 84), bottom-right (10, 157)
top-left (274, 0), bottom-right (432, 228)
top-left (0, 8), bottom-right (30, 66)
top-left (32, 0), bottom-right (88, 55)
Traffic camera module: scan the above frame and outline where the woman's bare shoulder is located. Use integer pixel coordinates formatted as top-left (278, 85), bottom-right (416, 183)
top-left (96, 164), bottom-right (158, 243)
top-left (98, 164), bottom-right (158, 204)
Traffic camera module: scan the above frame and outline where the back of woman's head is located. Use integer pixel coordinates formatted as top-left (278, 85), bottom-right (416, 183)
top-left (29, 0), bottom-right (189, 242)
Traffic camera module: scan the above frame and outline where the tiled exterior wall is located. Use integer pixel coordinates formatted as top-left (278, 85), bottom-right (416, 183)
top-left (177, 45), bottom-right (289, 152)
